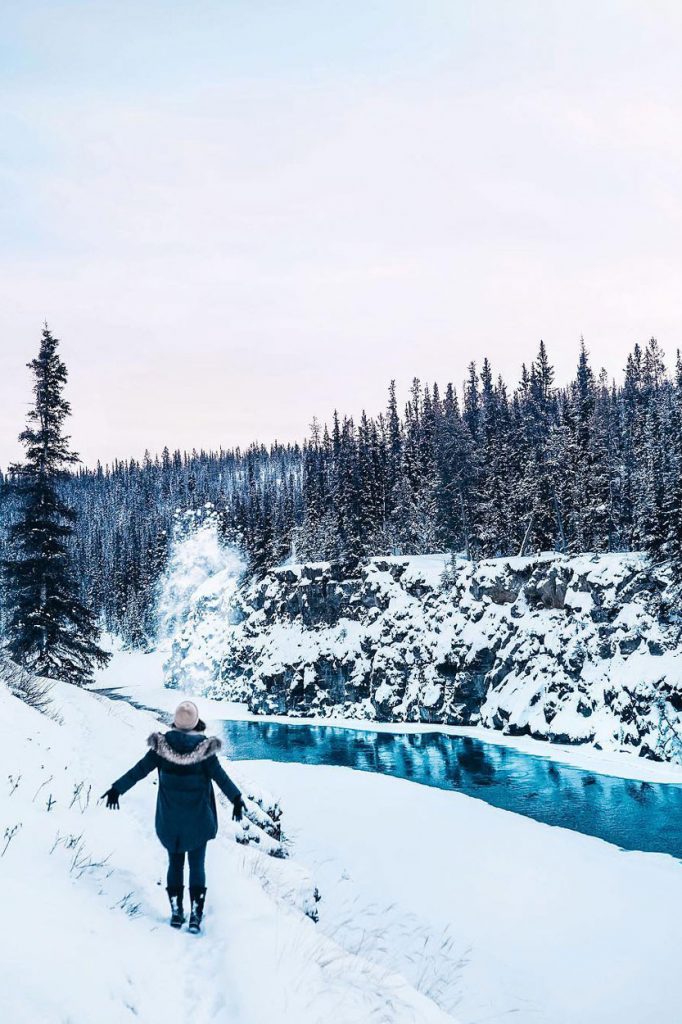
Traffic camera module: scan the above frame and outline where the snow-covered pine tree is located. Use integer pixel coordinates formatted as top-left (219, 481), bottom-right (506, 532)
top-left (663, 351), bottom-right (682, 568)
top-left (396, 380), bottom-right (440, 554)
top-left (474, 358), bottom-right (495, 553)
top-left (298, 427), bottom-right (329, 561)
top-left (3, 326), bottom-right (111, 683)
top-left (411, 383), bottom-right (440, 552)
top-left (618, 343), bottom-right (643, 547)
top-left (636, 339), bottom-right (669, 555)
top-left (379, 381), bottom-right (404, 554)
top-left (477, 361), bottom-right (515, 556)
top-left (357, 411), bottom-right (379, 544)
top-left (565, 339), bottom-right (596, 551)
top-left (434, 382), bottom-right (474, 557)
top-left (588, 368), bottom-right (620, 551)
top-left (517, 342), bottom-right (561, 554)
top-left (367, 415), bottom-right (391, 553)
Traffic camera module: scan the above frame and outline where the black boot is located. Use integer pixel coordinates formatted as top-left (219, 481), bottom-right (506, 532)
top-left (188, 887), bottom-right (206, 934)
top-left (167, 887), bottom-right (185, 929)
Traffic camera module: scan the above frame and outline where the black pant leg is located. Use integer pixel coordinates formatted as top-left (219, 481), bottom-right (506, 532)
top-left (166, 849), bottom-right (186, 889)
top-left (187, 843), bottom-right (207, 889)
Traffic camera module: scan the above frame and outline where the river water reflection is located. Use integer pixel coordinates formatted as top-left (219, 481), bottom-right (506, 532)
top-left (220, 720), bottom-right (682, 857)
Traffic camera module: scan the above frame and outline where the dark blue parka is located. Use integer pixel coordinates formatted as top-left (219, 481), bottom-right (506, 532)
top-left (113, 730), bottom-right (242, 853)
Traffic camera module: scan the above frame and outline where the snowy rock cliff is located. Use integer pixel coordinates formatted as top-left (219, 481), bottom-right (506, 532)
top-left (176, 552), bottom-right (682, 763)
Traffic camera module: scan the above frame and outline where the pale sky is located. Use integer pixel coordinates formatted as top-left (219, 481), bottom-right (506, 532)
top-left (2, 1), bottom-right (682, 468)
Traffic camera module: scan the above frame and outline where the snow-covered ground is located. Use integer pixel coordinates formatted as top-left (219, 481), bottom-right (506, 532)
top-left (92, 648), bottom-right (682, 1024)
top-left (245, 760), bottom-right (682, 1024)
top-left (7, 521), bottom-right (680, 1023)
top-left (0, 674), bottom-right (458, 1024)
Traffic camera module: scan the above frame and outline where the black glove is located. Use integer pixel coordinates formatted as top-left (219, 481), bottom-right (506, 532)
top-left (101, 787), bottom-right (120, 810)
top-left (232, 794), bottom-right (245, 822)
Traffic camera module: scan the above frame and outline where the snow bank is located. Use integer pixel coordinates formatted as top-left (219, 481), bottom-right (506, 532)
top-left (244, 759), bottom-right (682, 1024)
top-left (0, 677), bottom-right (459, 1024)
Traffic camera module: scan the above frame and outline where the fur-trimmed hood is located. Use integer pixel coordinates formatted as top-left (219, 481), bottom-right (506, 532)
top-left (148, 730), bottom-right (222, 765)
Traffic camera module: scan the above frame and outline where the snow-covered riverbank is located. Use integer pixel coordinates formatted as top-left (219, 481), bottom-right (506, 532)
top-left (92, 648), bottom-right (682, 1024)
top-left (4, 644), bottom-right (680, 1023)
top-left (0, 674), bottom-right (457, 1024)
top-left (245, 759), bottom-right (682, 1024)
top-left (104, 646), bottom-right (682, 785)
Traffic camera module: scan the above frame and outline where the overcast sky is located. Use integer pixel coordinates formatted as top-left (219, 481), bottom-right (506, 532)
top-left (1, 1), bottom-right (682, 467)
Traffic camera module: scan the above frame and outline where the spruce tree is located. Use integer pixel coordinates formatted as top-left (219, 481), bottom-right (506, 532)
top-left (518, 345), bottom-right (560, 554)
top-left (565, 339), bottom-right (596, 551)
top-left (588, 369), bottom-right (619, 551)
top-left (436, 383), bottom-right (474, 556)
top-left (479, 373), bottom-right (515, 556)
top-left (664, 351), bottom-right (682, 567)
top-left (635, 339), bottom-right (668, 553)
top-left (3, 326), bottom-right (111, 683)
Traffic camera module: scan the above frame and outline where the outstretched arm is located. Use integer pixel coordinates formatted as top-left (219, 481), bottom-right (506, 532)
top-left (206, 754), bottom-right (241, 804)
top-left (111, 750), bottom-right (159, 796)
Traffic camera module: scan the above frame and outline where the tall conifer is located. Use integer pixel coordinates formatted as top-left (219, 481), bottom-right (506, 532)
top-left (3, 326), bottom-right (111, 683)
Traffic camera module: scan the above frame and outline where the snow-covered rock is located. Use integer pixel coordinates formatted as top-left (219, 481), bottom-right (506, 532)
top-left (186, 552), bottom-right (682, 763)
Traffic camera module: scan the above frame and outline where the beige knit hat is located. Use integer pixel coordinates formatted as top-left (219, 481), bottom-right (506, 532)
top-left (173, 700), bottom-right (200, 731)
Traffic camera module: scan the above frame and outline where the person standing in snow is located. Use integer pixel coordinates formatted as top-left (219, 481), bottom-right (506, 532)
top-left (101, 700), bottom-right (244, 934)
